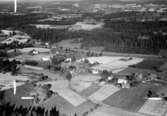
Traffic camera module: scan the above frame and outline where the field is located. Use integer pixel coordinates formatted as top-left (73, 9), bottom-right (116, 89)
top-left (21, 66), bottom-right (64, 81)
top-left (24, 65), bottom-right (44, 70)
top-left (71, 74), bottom-right (101, 92)
top-left (80, 83), bottom-right (100, 97)
top-left (37, 80), bottom-right (86, 107)
top-left (87, 56), bottom-right (143, 72)
top-left (117, 67), bottom-right (156, 75)
top-left (16, 53), bottom-right (52, 61)
top-left (139, 100), bottom-right (167, 116)
top-left (88, 84), bottom-right (120, 103)
top-left (32, 24), bottom-right (70, 30)
top-left (18, 47), bottom-right (50, 54)
top-left (69, 22), bottom-right (104, 31)
top-left (103, 83), bottom-right (159, 112)
top-left (88, 105), bottom-right (146, 116)
top-left (134, 59), bottom-right (166, 70)
top-left (0, 73), bottom-right (29, 91)
top-left (57, 88), bottom-right (86, 107)
top-left (3, 84), bottom-right (35, 108)
top-left (2, 81), bottom-right (95, 116)
top-left (88, 56), bottom-right (143, 66)
top-left (37, 80), bottom-right (69, 90)
top-left (57, 39), bottom-right (81, 49)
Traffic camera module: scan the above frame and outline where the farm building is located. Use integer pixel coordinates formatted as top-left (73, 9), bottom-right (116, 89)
top-left (29, 49), bottom-right (40, 55)
top-left (117, 77), bottom-right (131, 88)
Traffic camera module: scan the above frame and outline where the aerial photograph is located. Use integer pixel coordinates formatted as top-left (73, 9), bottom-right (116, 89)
top-left (0, 0), bottom-right (167, 116)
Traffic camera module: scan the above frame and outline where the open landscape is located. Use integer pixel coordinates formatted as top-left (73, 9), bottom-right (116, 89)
top-left (0, 0), bottom-right (167, 116)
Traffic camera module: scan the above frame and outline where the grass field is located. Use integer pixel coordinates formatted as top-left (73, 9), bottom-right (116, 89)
top-left (103, 83), bottom-right (159, 112)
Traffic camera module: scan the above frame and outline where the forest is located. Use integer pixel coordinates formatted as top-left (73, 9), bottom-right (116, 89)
top-left (21, 20), bottom-right (167, 55)
top-left (0, 12), bottom-right (167, 55)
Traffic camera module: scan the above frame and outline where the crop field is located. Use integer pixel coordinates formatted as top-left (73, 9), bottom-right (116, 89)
top-left (88, 84), bottom-right (120, 103)
top-left (139, 100), bottom-right (167, 116)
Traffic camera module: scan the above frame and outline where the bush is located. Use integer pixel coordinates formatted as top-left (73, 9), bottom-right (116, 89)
top-left (24, 60), bottom-right (38, 66)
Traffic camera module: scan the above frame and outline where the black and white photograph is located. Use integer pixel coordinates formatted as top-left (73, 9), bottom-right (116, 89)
top-left (0, 0), bottom-right (167, 116)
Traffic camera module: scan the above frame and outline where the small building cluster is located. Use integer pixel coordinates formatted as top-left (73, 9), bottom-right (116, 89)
top-left (0, 29), bottom-right (31, 45)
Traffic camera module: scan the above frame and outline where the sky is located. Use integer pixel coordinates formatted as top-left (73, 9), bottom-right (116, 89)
top-left (0, 0), bottom-right (82, 1)
top-left (0, 0), bottom-right (166, 2)
top-left (0, 0), bottom-right (84, 3)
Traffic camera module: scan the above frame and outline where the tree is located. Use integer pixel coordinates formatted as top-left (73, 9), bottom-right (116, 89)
top-left (99, 52), bottom-right (103, 56)
top-left (66, 72), bottom-right (72, 81)
top-left (52, 55), bottom-right (65, 65)
top-left (71, 56), bottom-right (76, 62)
top-left (159, 49), bottom-right (167, 58)
top-left (12, 41), bottom-right (19, 53)
top-left (147, 90), bottom-right (153, 97)
top-left (101, 70), bottom-right (111, 79)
